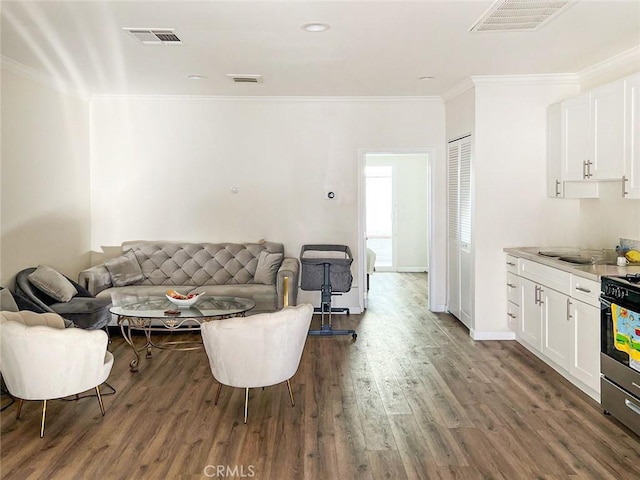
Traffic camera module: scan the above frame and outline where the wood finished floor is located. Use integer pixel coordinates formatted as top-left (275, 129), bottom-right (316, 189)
top-left (1, 272), bottom-right (639, 480)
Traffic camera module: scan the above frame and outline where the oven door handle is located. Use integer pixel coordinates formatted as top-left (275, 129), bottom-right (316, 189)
top-left (625, 399), bottom-right (640, 416)
top-left (599, 295), bottom-right (612, 308)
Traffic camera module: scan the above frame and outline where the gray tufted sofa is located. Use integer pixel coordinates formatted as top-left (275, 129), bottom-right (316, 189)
top-left (78, 241), bottom-right (299, 322)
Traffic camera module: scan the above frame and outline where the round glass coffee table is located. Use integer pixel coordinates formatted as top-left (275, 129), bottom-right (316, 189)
top-left (110, 296), bottom-right (255, 372)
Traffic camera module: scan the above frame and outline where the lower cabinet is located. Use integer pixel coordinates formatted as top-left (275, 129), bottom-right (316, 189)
top-left (520, 278), bottom-right (543, 350)
top-left (507, 300), bottom-right (520, 333)
top-left (569, 298), bottom-right (601, 392)
top-left (506, 255), bottom-right (600, 401)
top-left (541, 287), bottom-right (572, 370)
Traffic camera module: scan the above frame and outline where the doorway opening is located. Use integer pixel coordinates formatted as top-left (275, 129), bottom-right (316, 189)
top-left (359, 150), bottom-right (433, 310)
top-left (365, 165), bottom-right (394, 270)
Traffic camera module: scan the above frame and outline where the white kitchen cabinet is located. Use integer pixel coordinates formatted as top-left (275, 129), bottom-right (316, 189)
top-left (569, 298), bottom-right (601, 393)
top-left (504, 251), bottom-right (600, 401)
top-left (562, 80), bottom-right (625, 181)
top-left (624, 73), bottom-right (640, 198)
top-left (520, 275), bottom-right (571, 367)
top-left (506, 261), bottom-right (520, 335)
top-left (541, 287), bottom-right (571, 370)
top-left (561, 94), bottom-right (591, 181)
top-left (547, 103), bottom-right (564, 197)
top-left (547, 74), bottom-right (631, 198)
top-left (590, 79), bottom-right (625, 180)
top-left (507, 300), bottom-right (520, 334)
top-left (520, 277), bottom-right (543, 351)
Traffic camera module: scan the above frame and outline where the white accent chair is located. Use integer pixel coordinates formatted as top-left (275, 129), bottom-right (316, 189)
top-left (0, 311), bottom-right (114, 437)
top-left (200, 303), bottom-right (314, 423)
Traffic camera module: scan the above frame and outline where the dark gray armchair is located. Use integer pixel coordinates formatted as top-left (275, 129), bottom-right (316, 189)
top-left (15, 268), bottom-right (111, 330)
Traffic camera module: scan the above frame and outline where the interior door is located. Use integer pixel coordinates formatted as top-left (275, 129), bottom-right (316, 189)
top-left (447, 136), bottom-right (472, 327)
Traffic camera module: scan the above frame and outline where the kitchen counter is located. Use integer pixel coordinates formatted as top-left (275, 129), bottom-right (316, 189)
top-left (503, 247), bottom-right (640, 282)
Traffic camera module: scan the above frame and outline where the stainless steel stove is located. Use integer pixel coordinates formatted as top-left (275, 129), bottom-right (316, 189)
top-left (600, 273), bottom-right (640, 435)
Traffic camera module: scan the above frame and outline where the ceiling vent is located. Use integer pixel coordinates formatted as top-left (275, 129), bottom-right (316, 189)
top-left (226, 74), bottom-right (263, 84)
top-left (470, 0), bottom-right (576, 32)
top-left (124, 28), bottom-right (182, 45)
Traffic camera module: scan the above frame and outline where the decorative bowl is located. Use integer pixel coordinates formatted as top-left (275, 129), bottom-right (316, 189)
top-left (165, 292), bottom-right (203, 307)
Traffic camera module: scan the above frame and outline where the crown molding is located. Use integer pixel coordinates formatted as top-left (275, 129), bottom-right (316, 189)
top-left (442, 74), bottom-right (578, 102)
top-left (577, 45), bottom-right (640, 84)
top-left (90, 94), bottom-right (442, 103)
top-left (470, 73), bottom-right (579, 86)
top-left (1, 56), bottom-right (90, 101)
top-left (441, 78), bottom-right (475, 103)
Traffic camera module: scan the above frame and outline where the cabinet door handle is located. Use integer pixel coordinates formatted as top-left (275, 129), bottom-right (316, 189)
top-left (507, 282), bottom-right (516, 288)
top-left (575, 286), bottom-right (591, 293)
top-left (506, 261), bottom-right (516, 266)
top-left (582, 160), bottom-right (587, 179)
top-left (534, 285), bottom-right (538, 305)
top-left (622, 175), bottom-right (628, 197)
top-left (567, 299), bottom-right (572, 320)
top-left (555, 179), bottom-right (561, 197)
top-left (507, 312), bottom-right (517, 319)
top-left (586, 159), bottom-right (593, 178)
top-left (632, 382), bottom-right (640, 391)
top-left (538, 286), bottom-right (544, 305)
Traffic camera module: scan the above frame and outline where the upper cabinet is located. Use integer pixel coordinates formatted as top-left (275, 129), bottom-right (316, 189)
top-left (547, 72), bottom-right (639, 199)
top-left (590, 80), bottom-right (625, 180)
top-left (625, 74), bottom-right (640, 199)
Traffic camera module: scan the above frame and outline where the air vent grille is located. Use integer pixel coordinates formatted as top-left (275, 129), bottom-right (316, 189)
top-left (124, 28), bottom-right (182, 45)
top-left (470, 0), bottom-right (575, 32)
top-left (226, 74), bottom-right (263, 84)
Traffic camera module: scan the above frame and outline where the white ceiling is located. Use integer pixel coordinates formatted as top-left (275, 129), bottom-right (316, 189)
top-left (1, 0), bottom-right (639, 97)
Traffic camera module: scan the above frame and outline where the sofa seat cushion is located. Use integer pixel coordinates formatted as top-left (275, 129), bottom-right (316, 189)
top-left (50, 297), bottom-right (111, 330)
top-left (193, 285), bottom-right (277, 314)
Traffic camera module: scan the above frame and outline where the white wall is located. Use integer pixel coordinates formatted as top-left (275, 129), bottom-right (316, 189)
top-left (90, 96), bottom-right (445, 310)
top-left (395, 154), bottom-right (429, 270)
top-left (1, 68), bottom-right (91, 288)
top-left (472, 81), bottom-right (583, 336)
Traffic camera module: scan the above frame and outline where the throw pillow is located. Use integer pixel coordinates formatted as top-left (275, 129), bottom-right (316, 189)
top-left (28, 265), bottom-right (78, 303)
top-left (105, 250), bottom-right (144, 287)
top-left (254, 251), bottom-right (283, 285)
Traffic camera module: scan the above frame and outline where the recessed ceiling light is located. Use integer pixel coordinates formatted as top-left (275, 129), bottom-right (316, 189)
top-left (187, 74), bottom-right (207, 80)
top-left (302, 23), bottom-right (330, 32)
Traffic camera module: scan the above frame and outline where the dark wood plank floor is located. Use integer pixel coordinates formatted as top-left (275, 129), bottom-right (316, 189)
top-left (2, 272), bottom-right (639, 479)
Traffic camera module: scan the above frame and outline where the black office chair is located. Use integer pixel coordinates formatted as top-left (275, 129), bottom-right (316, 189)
top-left (15, 268), bottom-right (111, 330)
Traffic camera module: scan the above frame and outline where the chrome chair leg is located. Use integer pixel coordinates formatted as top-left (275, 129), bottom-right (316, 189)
top-left (40, 400), bottom-right (47, 438)
top-left (244, 388), bottom-right (249, 424)
top-left (214, 384), bottom-right (223, 405)
top-left (96, 386), bottom-right (105, 416)
top-left (16, 398), bottom-right (24, 420)
top-left (286, 379), bottom-right (295, 406)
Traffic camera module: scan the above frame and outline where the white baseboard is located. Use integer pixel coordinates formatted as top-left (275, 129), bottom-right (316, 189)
top-left (470, 329), bottom-right (517, 341)
top-left (396, 267), bottom-right (428, 273)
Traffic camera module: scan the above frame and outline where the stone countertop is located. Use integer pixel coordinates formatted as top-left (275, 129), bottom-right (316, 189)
top-left (503, 247), bottom-right (640, 282)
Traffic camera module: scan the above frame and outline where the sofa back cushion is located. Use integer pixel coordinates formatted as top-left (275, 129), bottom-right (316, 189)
top-left (122, 241), bottom-right (284, 286)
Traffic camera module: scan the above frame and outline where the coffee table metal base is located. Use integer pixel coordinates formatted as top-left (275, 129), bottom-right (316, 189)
top-left (117, 314), bottom-right (246, 372)
top-left (111, 296), bottom-right (255, 372)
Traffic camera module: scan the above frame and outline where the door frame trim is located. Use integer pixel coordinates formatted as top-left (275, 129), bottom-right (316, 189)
top-left (358, 147), bottom-right (436, 310)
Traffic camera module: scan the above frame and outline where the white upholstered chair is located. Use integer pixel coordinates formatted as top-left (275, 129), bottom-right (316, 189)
top-left (200, 303), bottom-right (314, 423)
top-left (0, 311), bottom-right (114, 437)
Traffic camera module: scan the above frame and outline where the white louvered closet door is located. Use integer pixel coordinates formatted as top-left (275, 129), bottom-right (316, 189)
top-left (447, 136), bottom-right (472, 328)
